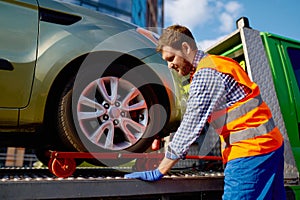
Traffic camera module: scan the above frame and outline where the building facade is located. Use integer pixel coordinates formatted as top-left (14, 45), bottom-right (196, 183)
top-left (59, 0), bottom-right (164, 32)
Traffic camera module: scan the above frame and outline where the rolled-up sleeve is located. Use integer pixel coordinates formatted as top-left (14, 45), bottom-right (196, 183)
top-left (166, 68), bottom-right (226, 160)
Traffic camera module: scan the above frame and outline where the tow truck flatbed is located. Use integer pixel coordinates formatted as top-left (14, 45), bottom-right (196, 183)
top-left (0, 167), bottom-right (224, 200)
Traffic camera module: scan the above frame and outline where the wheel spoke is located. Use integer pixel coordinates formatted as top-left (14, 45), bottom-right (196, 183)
top-left (129, 100), bottom-right (147, 111)
top-left (90, 121), bottom-right (114, 145)
top-left (109, 77), bottom-right (119, 103)
top-left (78, 111), bottom-right (101, 120)
top-left (79, 95), bottom-right (104, 109)
top-left (121, 88), bottom-right (147, 111)
top-left (120, 118), bottom-right (146, 144)
top-left (97, 77), bottom-right (118, 104)
top-left (78, 95), bottom-right (105, 120)
top-left (104, 126), bottom-right (115, 149)
top-left (122, 88), bottom-right (139, 107)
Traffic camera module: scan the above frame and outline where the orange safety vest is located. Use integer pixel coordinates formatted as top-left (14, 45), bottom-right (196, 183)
top-left (196, 55), bottom-right (283, 163)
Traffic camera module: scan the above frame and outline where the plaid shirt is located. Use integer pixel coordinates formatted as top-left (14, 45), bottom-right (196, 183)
top-left (166, 50), bottom-right (251, 160)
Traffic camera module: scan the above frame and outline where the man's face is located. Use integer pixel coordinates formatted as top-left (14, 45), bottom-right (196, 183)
top-left (161, 46), bottom-right (193, 77)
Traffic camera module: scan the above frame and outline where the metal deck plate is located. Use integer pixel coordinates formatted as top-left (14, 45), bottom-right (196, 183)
top-left (241, 27), bottom-right (299, 180)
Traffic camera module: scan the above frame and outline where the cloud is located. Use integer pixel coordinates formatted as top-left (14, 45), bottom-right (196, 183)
top-left (164, 0), bottom-right (212, 30)
top-left (164, 0), bottom-right (243, 38)
top-left (219, 1), bottom-right (243, 33)
top-left (219, 12), bottom-right (234, 32)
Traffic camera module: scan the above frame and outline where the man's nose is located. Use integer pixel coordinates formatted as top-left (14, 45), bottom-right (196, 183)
top-left (168, 63), bottom-right (174, 69)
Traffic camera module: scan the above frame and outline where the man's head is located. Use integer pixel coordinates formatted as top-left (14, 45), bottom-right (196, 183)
top-left (156, 25), bottom-right (198, 76)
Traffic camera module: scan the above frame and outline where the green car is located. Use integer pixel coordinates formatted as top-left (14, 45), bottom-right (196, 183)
top-left (0, 0), bottom-right (186, 165)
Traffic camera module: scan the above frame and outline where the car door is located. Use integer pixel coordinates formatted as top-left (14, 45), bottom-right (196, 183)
top-left (0, 0), bottom-right (38, 125)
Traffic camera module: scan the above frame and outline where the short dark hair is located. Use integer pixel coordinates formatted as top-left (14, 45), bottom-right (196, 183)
top-left (156, 25), bottom-right (197, 52)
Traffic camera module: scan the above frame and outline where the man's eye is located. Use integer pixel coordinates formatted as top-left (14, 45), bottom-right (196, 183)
top-left (167, 56), bottom-right (174, 62)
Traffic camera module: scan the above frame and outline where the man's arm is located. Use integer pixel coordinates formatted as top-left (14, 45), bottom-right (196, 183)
top-left (158, 157), bottom-right (179, 174)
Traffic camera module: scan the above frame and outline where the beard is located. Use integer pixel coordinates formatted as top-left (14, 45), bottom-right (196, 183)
top-left (180, 59), bottom-right (193, 76)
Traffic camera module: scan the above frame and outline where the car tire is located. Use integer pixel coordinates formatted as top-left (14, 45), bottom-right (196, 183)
top-left (57, 57), bottom-right (168, 166)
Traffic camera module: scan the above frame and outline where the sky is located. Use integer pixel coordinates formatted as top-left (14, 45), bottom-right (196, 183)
top-left (164, 0), bottom-right (300, 50)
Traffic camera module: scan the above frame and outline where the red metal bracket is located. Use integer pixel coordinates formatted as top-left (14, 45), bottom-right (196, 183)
top-left (47, 151), bottom-right (222, 178)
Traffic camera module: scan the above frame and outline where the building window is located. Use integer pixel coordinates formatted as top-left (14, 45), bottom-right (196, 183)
top-left (59, 0), bottom-right (163, 32)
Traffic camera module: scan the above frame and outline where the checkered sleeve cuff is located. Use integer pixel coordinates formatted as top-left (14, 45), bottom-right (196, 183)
top-left (165, 145), bottom-right (187, 160)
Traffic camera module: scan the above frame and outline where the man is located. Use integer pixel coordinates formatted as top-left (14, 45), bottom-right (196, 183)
top-left (125, 25), bottom-right (285, 200)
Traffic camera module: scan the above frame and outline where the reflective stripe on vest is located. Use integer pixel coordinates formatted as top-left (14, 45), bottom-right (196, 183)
top-left (210, 95), bottom-right (263, 130)
top-left (221, 118), bottom-right (276, 149)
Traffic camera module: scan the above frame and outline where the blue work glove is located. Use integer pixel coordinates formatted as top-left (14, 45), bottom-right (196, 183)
top-left (124, 169), bottom-right (164, 182)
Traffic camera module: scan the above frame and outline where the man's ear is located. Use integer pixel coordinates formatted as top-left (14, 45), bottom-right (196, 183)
top-left (182, 42), bottom-right (191, 55)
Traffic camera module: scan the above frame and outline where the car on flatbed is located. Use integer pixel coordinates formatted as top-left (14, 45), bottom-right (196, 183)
top-left (0, 0), bottom-right (186, 165)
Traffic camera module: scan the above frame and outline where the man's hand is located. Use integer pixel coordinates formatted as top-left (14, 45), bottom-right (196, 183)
top-left (124, 169), bottom-right (164, 182)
